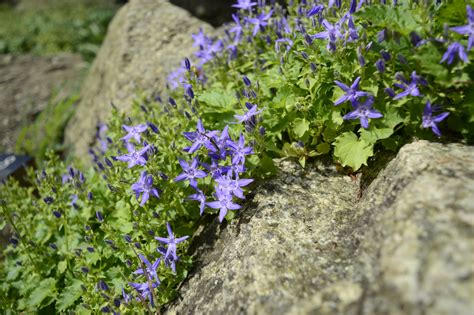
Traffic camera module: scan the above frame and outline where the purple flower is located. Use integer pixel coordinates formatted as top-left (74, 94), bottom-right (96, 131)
top-left (343, 97), bottom-right (383, 129)
top-left (207, 186), bottom-right (241, 222)
top-left (131, 171), bottom-right (160, 206)
top-left (187, 189), bottom-right (207, 215)
top-left (44, 196), bottom-right (54, 204)
top-left (116, 144), bottom-right (150, 168)
top-left (375, 59), bottom-right (385, 73)
top-left (311, 19), bottom-right (342, 51)
top-left (393, 71), bottom-right (425, 100)
top-left (275, 38), bottom-right (294, 52)
top-left (232, 0), bottom-right (257, 10)
top-left (122, 289), bottom-right (132, 305)
top-left (167, 66), bottom-right (187, 90)
top-left (195, 40), bottom-right (223, 65)
top-left (229, 14), bottom-right (244, 43)
top-left (96, 211), bottom-right (104, 222)
top-left (121, 124), bottom-right (148, 143)
top-left (208, 125), bottom-right (231, 161)
top-left (227, 133), bottom-right (253, 166)
top-left (242, 75), bottom-right (252, 87)
top-left (201, 158), bottom-right (229, 179)
top-left (307, 4), bottom-right (324, 17)
top-left (70, 194), bottom-right (78, 208)
top-left (450, 5), bottom-right (474, 51)
top-left (155, 223), bottom-right (189, 262)
top-left (333, 77), bottom-right (370, 106)
top-left (421, 101), bottom-right (449, 137)
top-left (183, 119), bottom-right (218, 153)
top-left (134, 253), bottom-right (161, 284)
top-left (234, 103), bottom-right (263, 123)
top-left (246, 10), bottom-right (273, 36)
top-left (192, 28), bottom-right (211, 48)
top-left (174, 158), bottom-right (207, 188)
top-left (440, 42), bottom-right (469, 64)
top-left (129, 281), bottom-right (158, 305)
top-left (215, 174), bottom-right (253, 200)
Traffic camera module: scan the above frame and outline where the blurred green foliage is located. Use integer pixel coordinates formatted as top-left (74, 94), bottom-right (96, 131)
top-left (15, 94), bottom-right (78, 162)
top-left (0, 1), bottom-right (118, 62)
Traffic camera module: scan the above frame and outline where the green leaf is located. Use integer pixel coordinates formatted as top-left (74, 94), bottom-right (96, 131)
top-left (359, 126), bottom-right (394, 145)
top-left (56, 280), bottom-right (83, 311)
top-left (57, 260), bottom-right (68, 274)
top-left (333, 131), bottom-right (374, 171)
top-left (293, 118), bottom-right (310, 138)
top-left (197, 90), bottom-right (235, 111)
top-left (357, 5), bottom-right (425, 35)
top-left (28, 277), bottom-right (56, 309)
top-left (316, 142), bottom-right (331, 154)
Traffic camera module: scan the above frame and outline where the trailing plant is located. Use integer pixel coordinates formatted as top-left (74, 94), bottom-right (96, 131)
top-left (1, 0), bottom-right (473, 313)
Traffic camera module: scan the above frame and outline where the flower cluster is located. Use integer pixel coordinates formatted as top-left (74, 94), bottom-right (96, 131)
top-left (129, 223), bottom-right (189, 305)
top-left (177, 114), bottom-right (257, 222)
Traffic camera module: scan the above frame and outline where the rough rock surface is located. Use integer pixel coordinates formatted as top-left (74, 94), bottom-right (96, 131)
top-left (168, 141), bottom-right (474, 315)
top-left (0, 54), bottom-right (85, 152)
top-left (65, 0), bottom-right (214, 160)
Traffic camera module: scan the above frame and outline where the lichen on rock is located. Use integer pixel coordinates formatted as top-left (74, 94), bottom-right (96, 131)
top-left (168, 141), bottom-right (474, 315)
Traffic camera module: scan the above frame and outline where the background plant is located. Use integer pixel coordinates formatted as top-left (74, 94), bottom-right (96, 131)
top-left (0, 1), bottom-right (118, 62)
top-left (1, 0), bottom-right (473, 313)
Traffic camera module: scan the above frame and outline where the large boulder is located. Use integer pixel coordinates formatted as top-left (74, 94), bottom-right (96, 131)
top-left (168, 140), bottom-right (474, 315)
top-left (0, 53), bottom-right (85, 152)
top-left (65, 0), bottom-right (214, 160)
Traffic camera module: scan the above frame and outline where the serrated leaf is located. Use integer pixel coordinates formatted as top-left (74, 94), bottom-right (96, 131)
top-left (293, 118), bottom-right (310, 138)
top-left (359, 126), bottom-right (394, 145)
top-left (28, 277), bottom-right (56, 309)
top-left (56, 280), bottom-right (83, 311)
top-left (197, 90), bottom-right (235, 110)
top-left (357, 5), bottom-right (425, 35)
top-left (334, 131), bottom-right (374, 171)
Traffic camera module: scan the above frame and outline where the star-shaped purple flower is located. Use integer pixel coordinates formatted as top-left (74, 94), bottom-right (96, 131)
top-left (215, 174), bottom-right (253, 200)
top-left (195, 40), bottom-right (223, 65)
top-left (227, 133), bottom-right (253, 166)
top-left (229, 14), bottom-right (244, 43)
top-left (131, 171), bottom-right (160, 206)
top-left (333, 77), bottom-right (370, 106)
top-left (192, 28), bottom-right (210, 48)
top-left (208, 125), bottom-right (231, 161)
top-left (174, 158), bottom-right (208, 188)
top-left (206, 186), bottom-right (241, 222)
top-left (246, 10), bottom-right (273, 36)
top-left (440, 42), bottom-right (469, 64)
top-left (183, 119), bottom-right (218, 154)
top-left (421, 101), bottom-right (449, 137)
top-left (311, 19), bottom-right (343, 51)
top-left (129, 281), bottom-right (158, 305)
top-left (187, 189), bottom-right (207, 215)
top-left (134, 253), bottom-right (161, 284)
top-left (121, 124), bottom-right (148, 143)
top-left (232, 0), bottom-right (257, 10)
top-left (343, 97), bottom-right (383, 129)
top-left (393, 71), bottom-right (426, 100)
top-left (234, 103), bottom-right (263, 123)
top-left (155, 223), bottom-right (189, 262)
top-left (116, 143), bottom-right (150, 168)
top-left (451, 5), bottom-right (474, 51)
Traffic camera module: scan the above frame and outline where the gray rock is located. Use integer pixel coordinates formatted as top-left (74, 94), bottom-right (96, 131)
top-left (65, 0), bottom-right (214, 160)
top-left (168, 140), bottom-right (474, 315)
top-left (0, 53), bottom-right (85, 152)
